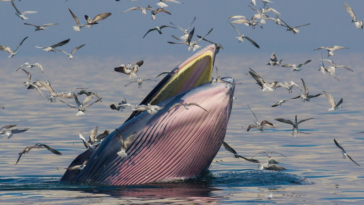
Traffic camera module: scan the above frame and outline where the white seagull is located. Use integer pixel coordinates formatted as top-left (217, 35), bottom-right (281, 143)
top-left (247, 68), bottom-right (278, 92)
top-left (24, 23), bottom-right (58, 31)
top-left (0, 36), bottom-right (28, 58)
top-left (68, 8), bottom-right (84, 32)
top-left (274, 81), bottom-right (302, 93)
top-left (11, 1), bottom-right (37, 20)
top-left (323, 91), bottom-right (343, 111)
top-left (16, 62), bottom-right (44, 73)
top-left (344, 2), bottom-right (363, 29)
top-left (266, 51), bottom-right (282, 67)
top-left (35, 39), bottom-right (70, 52)
top-left (56, 44), bottom-right (85, 59)
top-left (116, 129), bottom-right (136, 158)
top-left (121, 6), bottom-right (153, 15)
top-left (275, 115), bottom-right (314, 137)
top-left (143, 25), bottom-right (176, 38)
top-left (156, 0), bottom-right (182, 8)
top-left (228, 22), bottom-right (260, 48)
top-left (334, 139), bottom-right (360, 166)
top-left (291, 78), bottom-right (321, 102)
top-left (170, 17), bottom-right (196, 40)
top-left (281, 60), bottom-right (311, 72)
top-left (314, 46), bottom-right (348, 57)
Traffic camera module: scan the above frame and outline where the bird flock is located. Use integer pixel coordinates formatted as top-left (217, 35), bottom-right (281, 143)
top-left (0, 0), bottom-right (361, 172)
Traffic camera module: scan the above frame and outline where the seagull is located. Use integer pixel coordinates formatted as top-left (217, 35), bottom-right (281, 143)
top-left (16, 143), bottom-right (61, 165)
top-left (11, 1), bottom-right (37, 20)
top-left (125, 78), bottom-right (156, 88)
top-left (222, 141), bottom-right (260, 163)
top-left (249, 5), bottom-right (276, 24)
top-left (148, 6), bottom-right (171, 20)
top-left (275, 115), bottom-right (314, 137)
top-left (68, 8), bottom-right (84, 31)
top-left (281, 60), bottom-right (311, 72)
top-left (314, 46), bottom-right (348, 57)
top-left (66, 159), bottom-right (88, 171)
top-left (110, 98), bottom-right (133, 111)
top-left (0, 36), bottom-right (28, 58)
top-left (35, 39), bottom-right (70, 52)
top-left (157, 0), bottom-right (182, 8)
top-left (261, 2), bottom-right (281, 15)
top-left (323, 59), bottom-right (353, 72)
top-left (318, 52), bottom-right (327, 74)
top-left (35, 80), bottom-right (64, 102)
top-left (280, 19), bottom-right (310, 34)
top-left (334, 139), bottom-right (360, 166)
top-left (195, 35), bottom-right (224, 50)
top-left (116, 129), bottom-right (136, 158)
top-left (169, 28), bottom-right (214, 51)
top-left (146, 104), bottom-right (164, 114)
top-left (291, 78), bottom-right (321, 102)
top-left (121, 6), bottom-right (152, 15)
top-left (21, 69), bottom-right (45, 99)
top-left (251, 151), bottom-right (287, 159)
top-left (323, 91), bottom-right (343, 111)
top-left (27, 80), bottom-right (51, 91)
top-left (84, 12), bottom-right (112, 27)
top-left (274, 81), bottom-right (302, 93)
top-left (143, 25), bottom-right (176, 38)
top-left (247, 68), bottom-right (278, 92)
top-left (228, 22), bottom-right (260, 48)
top-left (168, 102), bottom-right (207, 113)
top-left (56, 44), bottom-right (85, 59)
top-left (96, 130), bottom-right (110, 142)
top-left (59, 95), bottom-right (102, 116)
top-left (16, 62), bottom-right (44, 73)
top-left (251, 0), bottom-right (273, 6)
top-left (79, 131), bottom-right (96, 150)
top-left (266, 51), bottom-right (282, 67)
top-left (271, 98), bottom-right (290, 107)
top-left (258, 161), bottom-right (286, 171)
top-left (24, 23), bottom-right (58, 31)
top-left (246, 104), bottom-right (277, 132)
top-left (170, 17), bottom-right (196, 40)
top-left (230, 16), bottom-right (263, 29)
top-left (114, 60), bottom-right (144, 78)
top-left (0, 126), bottom-right (29, 139)
top-left (132, 104), bottom-right (155, 113)
top-left (344, 2), bottom-right (363, 29)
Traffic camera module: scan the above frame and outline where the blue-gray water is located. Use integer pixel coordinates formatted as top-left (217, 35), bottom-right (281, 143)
top-left (0, 52), bottom-right (363, 204)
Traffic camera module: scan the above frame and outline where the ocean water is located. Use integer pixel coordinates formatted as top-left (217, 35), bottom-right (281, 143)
top-left (0, 53), bottom-right (363, 204)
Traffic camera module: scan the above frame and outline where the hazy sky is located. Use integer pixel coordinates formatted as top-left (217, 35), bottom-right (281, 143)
top-left (0, 0), bottom-right (363, 59)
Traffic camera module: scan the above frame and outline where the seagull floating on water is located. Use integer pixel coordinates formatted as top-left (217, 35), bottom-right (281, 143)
top-left (334, 139), bottom-right (360, 166)
top-left (0, 36), bottom-right (28, 58)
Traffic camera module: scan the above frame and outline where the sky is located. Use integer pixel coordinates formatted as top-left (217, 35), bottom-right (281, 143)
top-left (0, 0), bottom-right (363, 60)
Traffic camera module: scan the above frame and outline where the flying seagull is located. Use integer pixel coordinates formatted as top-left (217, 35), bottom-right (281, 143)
top-left (0, 36), bottom-right (28, 58)
top-left (0, 125), bottom-right (17, 131)
top-left (11, 1), bottom-right (37, 20)
top-left (24, 23), bottom-right (58, 31)
top-left (156, 0), bottom-right (183, 8)
top-left (116, 129), bottom-right (136, 158)
top-left (21, 69), bottom-right (45, 99)
top-left (125, 78), bottom-right (156, 88)
top-left (143, 25), bottom-right (176, 38)
top-left (114, 60), bottom-right (144, 78)
top-left (110, 98), bottom-right (133, 111)
top-left (222, 141), bottom-right (260, 163)
top-left (148, 5), bottom-right (171, 20)
top-left (274, 81), bottom-right (302, 93)
top-left (17, 62), bottom-right (44, 73)
top-left (230, 16), bottom-right (263, 29)
top-left (68, 8), bottom-right (84, 31)
top-left (228, 22), bottom-right (260, 48)
top-left (85, 12), bottom-right (112, 27)
top-left (246, 104), bottom-right (277, 132)
top-left (280, 19), bottom-right (310, 34)
top-left (121, 6), bottom-right (152, 15)
top-left (344, 2), bottom-right (363, 29)
top-left (56, 44), bottom-right (85, 59)
top-left (66, 159), bottom-right (88, 171)
top-left (251, 151), bottom-right (287, 159)
top-left (271, 98), bottom-right (290, 107)
top-left (323, 91), bottom-right (343, 111)
top-left (195, 35), bottom-right (224, 50)
top-left (35, 39), bottom-right (70, 52)
top-left (16, 143), bottom-right (61, 165)
top-left (59, 95), bottom-right (102, 116)
top-left (275, 115), bottom-right (314, 137)
top-left (334, 139), bottom-right (360, 166)
top-left (0, 127), bottom-right (29, 139)
top-left (291, 78), bottom-right (321, 102)
top-left (249, 5), bottom-right (276, 25)
top-left (314, 46), bottom-right (348, 57)
top-left (281, 60), bottom-right (311, 72)
top-left (247, 68), bottom-right (278, 92)
top-left (324, 59), bottom-right (353, 72)
top-left (168, 102), bottom-right (207, 113)
top-left (266, 51), bottom-right (282, 67)
top-left (170, 17), bottom-right (196, 40)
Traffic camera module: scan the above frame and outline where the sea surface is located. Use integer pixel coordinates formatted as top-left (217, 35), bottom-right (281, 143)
top-left (0, 53), bottom-right (363, 204)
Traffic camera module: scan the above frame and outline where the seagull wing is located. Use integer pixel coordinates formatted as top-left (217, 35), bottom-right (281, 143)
top-left (124, 132), bottom-right (136, 149)
top-left (323, 59), bottom-right (334, 66)
top-left (16, 36), bottom-right (28, 50)
top-left (189, 103), bottom-right (208, 112)
top-left (332, 46), bottom-right (348, 51)
top-left (50, 39), bottom-right (70, 48)
top-left (0, 46), bottom-right (13, 54)
top-left (125, 80), bottom-right (137, 87)
top-left (0, 124), bottom-right (17, 131)
top-left (336, 98), bottom-right (344, 107)
top-left (29, 83), bottom-right (45, 99)
top-left (38, 81), bottom-right (54, 94)
top-left (143, 28), bottom-right (157, 38)
top-left (122, 7), bottom-right (141, 14)
top-left (163, 0), bottom-right (182, 4)
top-left (250, 151), bottom-right (268, 159)
top-left (301, 78), bottom-right (309, 95)
top-left (334, 139), bottom-right (346, 152)
top-left (244, 36), bottom-right (260, 48)
top-left (59, 100), bottom-right (78, 109)
top-left (275, 118), bottom-right (294, 126)
top-left (344, 2), bottom-right (357, 21)
top-left (40, 144), bottom-right (62, 155)
top-left (55, 49), bottom-right (70, 56)
top-left (347, 154), bottom-right (360, 166)
top-left (34, 63), bottom-right (44, 73)
top-left (10, 128), bottom-right (29, 133)
top-left (11, 1), bottom-right (21, 14)
top-left (247, 124), bottom-right (258, 131)
top-left (22, 11), bottom-right (38, 15)
top-left (92, 13), bottom-right (112, 23)
top-left (69, 8), bottom-right (80, 26)
top-left (83, 98), bottom-right (102, 108)
top-left (302, 60), bottom-right (311, 65)
top-left (89, 126), bottom-right (98, 144)
top-left (169, 22), bottom-right (184, 32)
top-left (228, 22), bottom-right (241, 36)
top-left (71, 44), bottom-right (85, 55)
top-left (24, 23), bottom-right (38, 27)
top-left (270, 51), bottom-right (277, 62)
top-left (155, 8), bottom-right (171, 15)
top-left (134, 60), bottom-right (144, 67)
top-left (248, 5), bottom-right (260, 14)
top-left (187, 17), bottom-right (196, 30)
top-left (168, 103), bottom-right (183, 112)
top-left (22, 69), bottom-right (31, 81)
top-left (248, 68), bottom-right (265, 89)
top-left (186, 27), bottom-right (195, 44)
top-left (313, 46), bottom-right (326, 51)
top-left (247, 104), bottom-right (258, 122)
top-left (271, 151), bottom-right (287, 158)
top-left (281, 64), bottom-right (293, 68)
top-left (261, 120), bottom-right (274, 127)
top-left (155, 71), bottom-right (170, 78)
top-left (323, 91), bottom-right (336, 108)
top-left (196, 28), bottom-right (213, 43)
top-left (236, 155), bottom-right (260, 163)
top-left (297, 118), bottom-right (314, 125)
top-left (294, 23), bottom-right (310, 28)
top-left (43, 23), bottom-right (58, 27)
top-left (222, 141), bottom-right (238, 155)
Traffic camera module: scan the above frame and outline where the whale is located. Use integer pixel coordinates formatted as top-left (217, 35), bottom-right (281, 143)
top-left (61, 44), bottom-right (235, 185)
